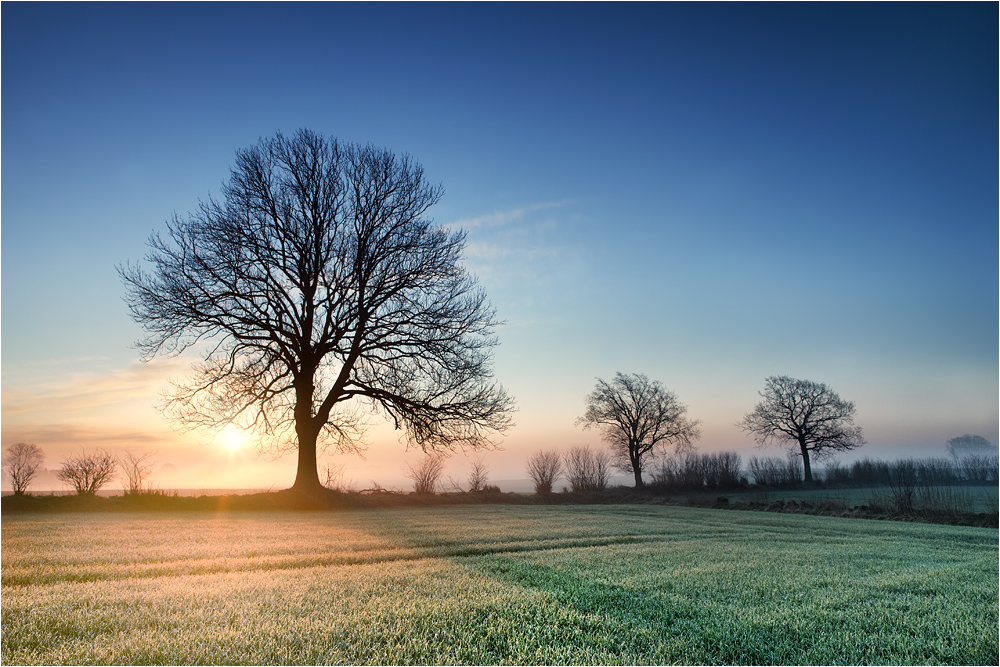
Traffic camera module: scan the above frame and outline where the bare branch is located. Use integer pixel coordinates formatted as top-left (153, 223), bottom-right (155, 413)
top-left (525, 450), bottom-right (563, 495)
top-left (119, 450), bottom-right (158, 495)
top-left (3, 443), bottom-right (44, 496)
top-left (578, 372), bottom-right (700, 488)
top-left (120, 130), bottom-right (515, 492)
top-left (404, 454), bottom-right (446, 494)
top-left (737, 375), bottom-right (865, 483)
top-left (57, 449), bottom-right (118, 495)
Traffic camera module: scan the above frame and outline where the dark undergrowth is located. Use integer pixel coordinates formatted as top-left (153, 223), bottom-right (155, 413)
top-left (2, 485), bottom-right (996, 528)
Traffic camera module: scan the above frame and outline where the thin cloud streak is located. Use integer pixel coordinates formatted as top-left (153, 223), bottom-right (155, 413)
top-left (451, 200), bottom-right (574, 230)
top-left (1, 357), bottom-right (187, 417)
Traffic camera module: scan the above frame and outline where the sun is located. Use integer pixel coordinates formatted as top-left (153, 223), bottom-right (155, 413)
top-left (220, 425), bottom-right (247, 451)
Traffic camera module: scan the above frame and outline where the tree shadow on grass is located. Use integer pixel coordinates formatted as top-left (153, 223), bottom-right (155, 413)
top-left (468, 554), bottom-right (702, 652)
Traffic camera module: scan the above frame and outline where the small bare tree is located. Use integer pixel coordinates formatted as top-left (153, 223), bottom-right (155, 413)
top-left (57, 449), bottom-right (118, 495)
top-left (578, 372), bottom-right (700, 488)
top-left (564, 445), bottom-right (611, 493)
top-left (4, 443), bottom-right (44, 496)
top-left (467, 456), bottom-right (490, 492)
top-left (120, 450), bottom-right (158, 495)
top-left (738, 376), bottom-right (865, 483)
top-left (525, 449), bottom-right (563, 495)
top-left (405, 455), bottom-right (446, 494)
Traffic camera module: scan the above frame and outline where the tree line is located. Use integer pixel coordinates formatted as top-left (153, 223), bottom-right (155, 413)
top-left (2, 444), bottom-right (158, 497)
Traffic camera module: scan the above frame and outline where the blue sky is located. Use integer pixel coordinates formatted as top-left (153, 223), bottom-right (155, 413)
top-left (2, 2), bottom-right (997, 491)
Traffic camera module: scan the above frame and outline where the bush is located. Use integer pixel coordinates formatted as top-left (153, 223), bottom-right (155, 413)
top-left (748, 455), bottom-right (801, 487)
top-left (958, 454), bottom-right (999, 483)
top-left (120, 450), bottom-right (158, 495)
top-left (651, 452), bottom-right (744, 490)
top-left (823, 460), bottom-right (852, 484)
top-left (525, 450), bottom-right (563, 495)
top-left (57, 449), bottom-right (117, 495)
top-left (850, 458), bottom-right (890, 486)
top-left (467, 457), bottom-right (490, 492)
top-left (405, 455), bottom-right (445, 494)
top-left (564, 445), bottom-right (610, 493)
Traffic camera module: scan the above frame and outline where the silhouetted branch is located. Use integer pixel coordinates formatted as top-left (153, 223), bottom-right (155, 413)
top-left (121, 130), bottom-right (514, 491)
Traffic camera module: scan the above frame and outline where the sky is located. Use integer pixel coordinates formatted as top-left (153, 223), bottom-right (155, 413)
top-left (2, 2), bottom-right (997, 492)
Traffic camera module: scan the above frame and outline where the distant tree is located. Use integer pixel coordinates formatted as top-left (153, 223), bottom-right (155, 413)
top-left (4, 443), bottom-right (44, 496)
top-left (738, 376), bottom-right (865, 483)
top-left (120, 449), bottom-right (158, 495)
top-left (525, 450), bottom-right (563, 495)
top-left (564, 445), bottom-right (611, 493)
top-left (578, 372), bottom-right (700, 488)
top-left (57, 449), bottom-right (118, 495)
top-left (467, 456), bottom-right (490, 492)
top-left (120, 130), bottom-right (514, 495)
top-left (946, 434), bottom-right (995, 461)
top-left (405, 455), bottom-right (446, 494)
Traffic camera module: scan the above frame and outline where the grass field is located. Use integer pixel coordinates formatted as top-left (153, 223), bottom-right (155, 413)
top-left (2, 505), bottom-right (997, 665)
top-left (708, 484), bottom-right (1000, 513)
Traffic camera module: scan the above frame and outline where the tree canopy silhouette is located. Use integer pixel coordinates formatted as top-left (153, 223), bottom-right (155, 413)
top-left (578, 372), bottom-right (700, 488)
top-left (120, 130), bottom-right (514, 493)
top-left (4, 443), bottom-right (44, 496)
top-left (738, 375), bottom-right (864, 483)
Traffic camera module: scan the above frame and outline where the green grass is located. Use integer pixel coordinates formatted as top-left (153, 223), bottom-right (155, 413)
top-left (722, 484), bottom-right (999, 512)
top-left (2, 505), bottom-right (997, 664)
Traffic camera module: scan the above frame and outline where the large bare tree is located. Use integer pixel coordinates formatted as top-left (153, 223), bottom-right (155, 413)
top-left (738, 375), bottom-right (865, 483)
top-left (121, 130), bottom-right (514, 493)
top-left (4, 442), bottom-right (44, 496)
top-left (578, 372), bottom-right (700, 488)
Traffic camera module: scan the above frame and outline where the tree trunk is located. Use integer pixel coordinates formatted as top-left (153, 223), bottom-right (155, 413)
top-left (291, 426), bottom-right (324, 493)
top-left (799, 441), bottom-right (813, 484)
top-left (291, 376), bottom-right (325, 494)
top-left (632, 453), bottom-right (645, 489)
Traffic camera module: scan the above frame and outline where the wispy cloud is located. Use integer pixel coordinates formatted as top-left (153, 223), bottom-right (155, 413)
top-left (1, 357), bottom-right (188, 417)
top-left (451, 200), bottom-right (574, 230)
top-left (0, 423), bottom-right (174, 448)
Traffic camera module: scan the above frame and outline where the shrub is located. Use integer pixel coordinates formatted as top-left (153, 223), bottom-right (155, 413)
top-left (405, 455), bottom-right (445, 494)
top-left (652, 452), bottom-right (744, 490)
top-left (748, 455), bottom-right (801, 487)
top-left (120, 450), bottom-right (158, 495)
top-left (525, 450), bottom-right (563, 495)
top-left (564, 445), bottom-right (610, 493)
top-left (886, 458), bottom-right (918, 514)
top-left (57, 449), bottom-right (117, 495)
top-left (706, 451), bottom-right (743, 488)
top-left (958, 454), bottom-right (999, 483)
top-left (467, 457), bottom-right (490, 492)
top-left (823, 460), bottom-right (852, 484)
top-left (850, 458), bottom-right (890, 486)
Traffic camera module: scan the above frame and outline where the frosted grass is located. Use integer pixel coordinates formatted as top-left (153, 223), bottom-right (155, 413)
top-left (2, 505), bottom-right (996, 664)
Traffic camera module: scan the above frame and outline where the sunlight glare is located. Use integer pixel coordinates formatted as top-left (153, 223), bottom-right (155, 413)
top-left (221, 426), bottom-right (247, 451)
